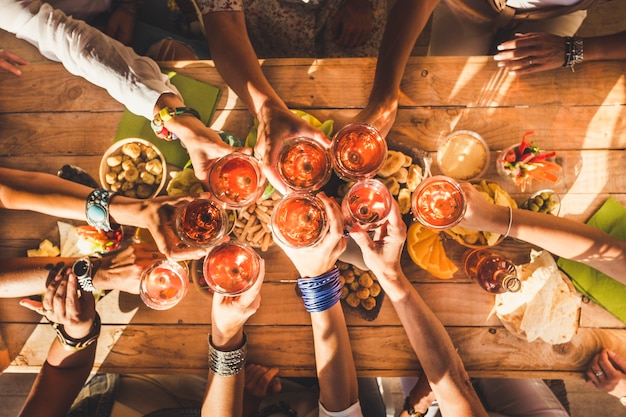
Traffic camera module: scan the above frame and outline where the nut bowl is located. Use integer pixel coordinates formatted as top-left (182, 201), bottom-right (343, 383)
top-left (100, 138), bottom-right (167, 199)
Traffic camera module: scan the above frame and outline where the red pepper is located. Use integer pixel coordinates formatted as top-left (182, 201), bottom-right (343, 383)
top-left (517, 131), bottom-right (535, 157)
top-left (529, 151), bottom-right (556, 163)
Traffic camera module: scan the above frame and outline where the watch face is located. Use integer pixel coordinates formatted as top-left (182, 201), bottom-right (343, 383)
top-left (73, 259), bottom-right (90, 277)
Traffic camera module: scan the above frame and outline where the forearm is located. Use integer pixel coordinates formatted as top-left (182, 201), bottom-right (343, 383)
top-left (478, 205), bottom-right (626, 283)
top-left (202, 330), bottom-right (246, 417)
top-left (383, 271), bottom-right (487, 417)
top-left (310, 302), bottom-right (359, 412)
top-left (368, 0), bottom-right (438, 107)
top-left (0, 258), bottom-right (72, 297)
top-left (203, 12), bottom-right (287, 118)
top-left (19, 340), bottom-right (96, 417)
top-left (582, 31), bottom-right (626, 62)
top-left (1, 1), bottom-right (179, 119)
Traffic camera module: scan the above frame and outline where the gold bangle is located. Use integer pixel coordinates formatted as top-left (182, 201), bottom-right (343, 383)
top-left (503, 205), bottom-right (513, 240)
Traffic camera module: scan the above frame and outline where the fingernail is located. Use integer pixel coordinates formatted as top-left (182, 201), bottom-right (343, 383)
top-left (509, 71), bottom-right (517, 76)
top-left (497, 62), bottom-right (505, 67)
top-left (497, 44), bottom-right (504, 51)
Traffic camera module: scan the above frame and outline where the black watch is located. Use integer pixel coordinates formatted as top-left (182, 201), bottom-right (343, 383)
top-left (73, 258), bottom-right (97, 293)
top-left (50, 312), bottom-right (101, 351)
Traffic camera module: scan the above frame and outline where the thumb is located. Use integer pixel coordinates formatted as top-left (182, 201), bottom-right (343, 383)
top-left (349, 227), bottom-right (373, 252)
top-left (19, 299), bottom-right (43, 313)
top-left (608, 350), bottom-right (626, 373)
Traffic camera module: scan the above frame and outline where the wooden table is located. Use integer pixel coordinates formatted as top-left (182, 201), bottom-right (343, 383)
top-left (1, 56), bottom-right (626, 378)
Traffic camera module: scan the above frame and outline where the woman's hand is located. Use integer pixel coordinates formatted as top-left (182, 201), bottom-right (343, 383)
top-left (401, 371), bottom-right (436, 417)
top-left (494, 33), bottom-right (567, 75)
top-left (94, 243), bottom-right (166, 294)
top-left (349, 198), bottom-right (406, 282)
top-left (457, 182), bottom-right (507, 233)
top-left (332, 0), bottom-right (374, 48)
top-left (255, 104), bottom-right (330, 195)
top-left (20, 269), bottom-right (96, 339)
top-left (0, 49), bottom-right (28, 76)
top-left (211, 260), bottom-right (265, 348)
top-left (275, 193), bottom-right (346, 277)
top-left (586, 348), bottom-right (626, 400)
top-left (245, 363), bottom-right (282, 397)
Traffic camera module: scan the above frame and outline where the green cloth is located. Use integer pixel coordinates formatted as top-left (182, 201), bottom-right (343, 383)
top-left (558, 197), bottom-right (626, 323)
top-left (114, 71), bottom-right (221, 168)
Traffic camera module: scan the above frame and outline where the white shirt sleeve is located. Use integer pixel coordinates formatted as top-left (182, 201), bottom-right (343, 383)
top-left (0, 0), bottom-right (181, 119)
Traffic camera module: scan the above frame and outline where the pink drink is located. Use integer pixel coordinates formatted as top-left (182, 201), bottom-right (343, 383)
top-left (331, 123), bottom-right (387, 181)
top-left (342, 179), bottom-right (392, 230)
top-left (203, 242), bottom-right (261, 296)
top-left (412, 176), bottom-right (466, 229)
top-left (140, 260), bottom-right (189, 310)
top-left (176, 198), bottom-right (229, 247)
top-left (208, 152), bottom-right (266, 208)
top-left (278, 137), bottom-right (331, 191)
top-left (271, 193), bottom-right (328, 248)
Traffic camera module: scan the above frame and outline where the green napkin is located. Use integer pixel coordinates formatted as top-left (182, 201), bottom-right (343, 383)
top-left (114, 71), bottom-right (221, 168)
top-left (558, 197), bottom-right (626, 323)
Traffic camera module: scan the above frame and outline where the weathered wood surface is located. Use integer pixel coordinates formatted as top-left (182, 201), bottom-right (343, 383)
top-left (1, 56), bottom-right (626, 377)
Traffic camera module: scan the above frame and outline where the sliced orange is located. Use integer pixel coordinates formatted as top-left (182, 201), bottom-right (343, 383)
top-left (406, 222), bottom-right (458, 279)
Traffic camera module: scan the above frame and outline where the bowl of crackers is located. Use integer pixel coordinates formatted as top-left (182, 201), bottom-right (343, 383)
top-left (100, 138), bottom-right (167, 199)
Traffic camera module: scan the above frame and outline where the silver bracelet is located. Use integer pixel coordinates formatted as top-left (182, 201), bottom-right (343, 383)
top-left (208, 334), bottom-right (247, 376)
top-left (563, 36), bottom-right (583, 72)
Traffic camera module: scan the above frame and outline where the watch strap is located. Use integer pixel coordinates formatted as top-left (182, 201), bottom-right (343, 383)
top-left (50, 312), bottom-right (101, 351)
top-left (85, 189), bottom-right (116, 232)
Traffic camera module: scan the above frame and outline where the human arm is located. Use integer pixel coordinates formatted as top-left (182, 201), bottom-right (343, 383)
top-left (104, 0), bottom-right (137, 46)
top-left (275, 193), bottom-right (359, 412)
top-left (0, 167), bottom-right (208, 259)
top-left (349, 0), bottom-right (440, 137)
top-left (0, 48), bottom-right (28, 75)
top-left (0, 244), bottom-right (167, 297)
top-left (349, 200), bottom-right (488, 417)
top-left (201, 10), bottom-right (329, 194)
top-left (17, 270), bottom-right (97, 417)
top-left (202, 260), bottom-right (265, 417)
top-left (586, 348), bottom-right (626, 403)
top-left (457, 183), bottom-right (626, 285)
top-left (494, 30), bottom-right (626, 75)
top-left (242, 363), bottom-right (282, 417)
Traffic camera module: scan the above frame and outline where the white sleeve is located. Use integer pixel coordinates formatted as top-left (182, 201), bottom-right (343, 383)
top-left (0, 0), bottom-right (181, 119)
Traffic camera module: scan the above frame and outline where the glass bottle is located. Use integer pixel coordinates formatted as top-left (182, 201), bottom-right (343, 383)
top-left (463, 249), bottom-right (521, 294)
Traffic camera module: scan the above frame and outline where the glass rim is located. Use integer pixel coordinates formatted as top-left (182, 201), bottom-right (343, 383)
top-left (277, 137), bottom-right (332, 192)
top-left (270, 192), bottom-right (329, 248)
top-left (342, 178), bottom-right (393, 230)
top-left (330, 123), bottom-right (388, 181)
top-left (139, 259), bottom-right (189, 310)
top-left (175, 198), bottom-right (230, 248)
top-left (202, 241), bottom-right (261, 296)
top-left (207, 152), bottom-right (267, 209)
top-left (411, 175), bottom-right (467, 229)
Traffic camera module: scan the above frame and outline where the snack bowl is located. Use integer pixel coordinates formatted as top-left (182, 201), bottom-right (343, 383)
top-left (443, 179), bottom-right (516, 249)
top-left (520, 189), bottom-right (561, 216)
top-left (437, 130), bottom-right (490, 181)
top-left (100, 138), bottom-right (167, 199)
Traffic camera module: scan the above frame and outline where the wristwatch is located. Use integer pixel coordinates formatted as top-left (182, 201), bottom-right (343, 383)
top-left (85, 188), bottom-right (116, 232)
top-left (50, 312), bottom-right (101, 351)
top-left (73, 257), bottom-right (97, 293)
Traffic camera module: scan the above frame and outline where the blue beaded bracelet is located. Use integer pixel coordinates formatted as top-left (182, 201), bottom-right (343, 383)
top-left (298, 268), bottom-right (343, 313)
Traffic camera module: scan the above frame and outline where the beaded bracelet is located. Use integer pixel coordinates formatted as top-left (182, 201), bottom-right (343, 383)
top-left (208, 333), bottom-right (247, 376)
top-left (563, 36), bottom-right (583, 72)
top-left (151, 106), bottom-right (201, 141)
top-left (298, 267), bottom-right (343, 313)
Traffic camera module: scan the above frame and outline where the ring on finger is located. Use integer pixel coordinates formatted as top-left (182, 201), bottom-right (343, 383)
top-left (41, 307), bottom-right (53, 314)
top-left (594, 369), bottom-right (604, 377)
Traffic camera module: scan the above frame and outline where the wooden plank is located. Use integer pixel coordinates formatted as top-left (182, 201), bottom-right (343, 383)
top-left (4, 323), bottom-right (625, 378)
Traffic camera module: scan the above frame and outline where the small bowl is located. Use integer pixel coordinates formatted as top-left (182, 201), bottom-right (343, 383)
top-left (437, 130), bottom-right (490, 181)
top-left (520, 189), bottom-right (561, 216)
top-left (100, 138), bottom-right (167, 199)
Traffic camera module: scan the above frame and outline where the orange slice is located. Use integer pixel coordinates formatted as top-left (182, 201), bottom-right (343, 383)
top-left (406, 222), bottom-right (458, 279)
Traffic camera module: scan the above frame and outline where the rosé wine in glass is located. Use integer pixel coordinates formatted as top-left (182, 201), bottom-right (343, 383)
top-left (463, 249), bottom-right (520, 294)
top-left (412, 175), bottom-right (466, 229)
top-left (208, 152), bottom-right (266, 209)
top-left (331, 123), bottom-right (387, 181)
top-left (342, 179), bottom-right (392, 231)
top-left (176, 198), bottom-right (229, 248)
top-left (140, 260), bottom-right (189, 310)
top-left (203, 242), bottom-right (261, 296)
top-left (278, 137), bottom-right (331, 191)
top-left (271, 193), bottom-right (328, 248)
